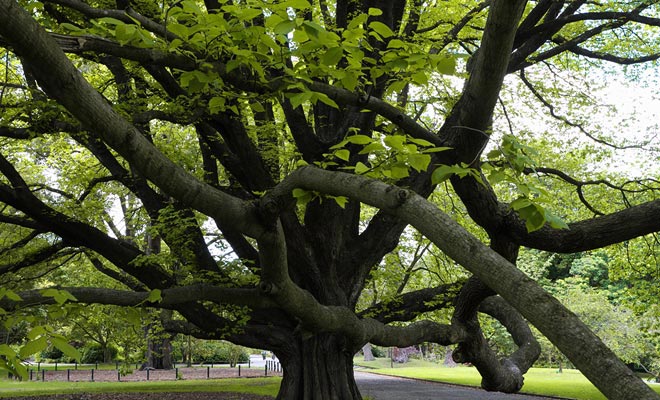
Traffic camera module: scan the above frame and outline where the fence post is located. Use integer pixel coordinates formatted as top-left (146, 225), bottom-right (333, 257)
top-left (238, 365), bottom-right (241, 377)
top-left (147, 368), bottom-right (150, 381)
top-left (29, 370), bottom-right (33, 381)
top-left (91, 369), bottom-right (94, 382)
top-left (175, 367), bottom-right (178, 380)
top-left (264, 365), bottom-right (267, 376)
top-left (41, 369), bottom-right (45, 381)
top-left (118, 370), bottom-right (121, 381)
top-left (67, 369), bottom-right (70, 381)
top-left (207, 366), bottom-right (210, 379)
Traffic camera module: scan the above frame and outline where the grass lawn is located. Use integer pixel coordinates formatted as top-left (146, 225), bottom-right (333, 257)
top-left (355, 357), bottom-right (660, 400)
top-left (0, 377), bottom-right (281, 398)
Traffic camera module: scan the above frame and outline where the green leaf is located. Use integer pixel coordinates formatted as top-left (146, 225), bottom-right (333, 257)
top-left (334, 149), bottom-right (350, 161)
top-left (0, 344), bottom-right (16, 357)
top-left (390, 164), bottom-right (409, 179)
top-left (383, 135), bottom-right (405, 151)
top-left (209, 96), bottom-right (226, 114)
top-left (313, 92), bottom-right (339, 109)
top-left (98, 17), bottom-right (126, 26)
top-left (274, 19), bottom-right (297, 35)
top-left (27, 326), bottom-right (47, 341)
top-left (292, 188), bottom-right (313, 206)
top-left (41, 288), bottom-right (77, 305)
top-left (346, 135), bottom-right (373, 145)
top-left (355, 162), bottom-right (370, 174)
top-left (368, 8), bottom-right (383, 16)
top-left (237, 8), bottom-right (263, 21)
top-left (333, 196), bottom-right (348, 208)
top-left (408, 153), bottom-right (431, 172)
top-left (283, 0), bottom-right (311, 9)
top-left (50, 336), bottom-right (80, 362)
top-left (546, 211), bottom-right (570, 230)
top-left (146, 289), bottom-right (162, 303)
top-left (431, 165), bottom-right (457, 184)
top-left (60, 23), bottom-right (82, 32)
top-left (387, 39), bottom-right (406, 49)
top-left (115, 23), bottom-right (137, 45)
top-left (369, 21), bottom-right (395, 39)
top-left (433, 55), bottom-right (457, 76)
top-left (359, 142), bottom-right (386, 154)
top-left (518, 204), bottom-right (546, 232)
top-left (289, 91), bottom-right (312, 109)
top-left (511, 197), bottom-right (533, 211)
top-left (411, 71), bottom-right (428, 85)
top-left (407, 137), bottom-right (433, 147)
top-left (0, 288), bottom-right (21, 301)
top-left (19, 336), bottom-right (48, 359)
top-left (321, 47), bottom-right (343, 66)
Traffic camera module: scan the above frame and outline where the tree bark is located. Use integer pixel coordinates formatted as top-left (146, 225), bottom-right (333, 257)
top-left (276, 333), bottom-right (362, 400)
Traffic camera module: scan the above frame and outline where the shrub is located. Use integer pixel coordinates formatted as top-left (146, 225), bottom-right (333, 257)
top-left (81, 343), bottom-right (118, 363)
top-left (371, 346), bottom-right (386, 358)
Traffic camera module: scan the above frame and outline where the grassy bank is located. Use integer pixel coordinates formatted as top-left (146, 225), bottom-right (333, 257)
top-left (355, 357), bottom-right (660, 400)
top-left (0, 377), bottom-right (281, 398)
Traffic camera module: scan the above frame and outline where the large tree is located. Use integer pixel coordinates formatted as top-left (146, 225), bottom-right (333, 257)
top-left (1, 0), bottom-right (660, 399)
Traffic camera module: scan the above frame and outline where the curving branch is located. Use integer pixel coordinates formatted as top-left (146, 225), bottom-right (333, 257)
top-left (263, 164), bottom-right (658, 399)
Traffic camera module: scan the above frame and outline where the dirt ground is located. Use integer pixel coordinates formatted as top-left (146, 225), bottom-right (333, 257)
top-left (28, 367), bottom-right (280, 382)
top-left (10, 393), bottom-right (272, 400)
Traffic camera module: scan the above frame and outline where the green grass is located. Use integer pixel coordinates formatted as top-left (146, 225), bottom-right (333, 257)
top-left (0, 377), bottom-right (281, 398)
top-left (355, 357), bottom-right (660, 400)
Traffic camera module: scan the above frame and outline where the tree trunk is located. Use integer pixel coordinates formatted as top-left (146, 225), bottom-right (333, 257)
top-left (103, 344), bottom-right (113, 364)
top-left (444, 347), bottom-right (457, 367)
top-left (147, 336), bottom-right (173, 369)
top-left (276, 333), bottom-right (362, 400)
top-left (362, 343), bottom-right (375, 361)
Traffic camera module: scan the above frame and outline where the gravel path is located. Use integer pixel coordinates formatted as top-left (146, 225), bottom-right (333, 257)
top-left (355, 371), bottom-right (566, 400)
top-left (10, 369), bottom-right (568, 400)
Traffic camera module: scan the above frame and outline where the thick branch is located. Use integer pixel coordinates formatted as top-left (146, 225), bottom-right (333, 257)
top-left (358, 282), bottom-right (463, 324)
top-left (267, 165), bottom-right (658, 400)
top-left (2, 285), bottom-right (275, 311)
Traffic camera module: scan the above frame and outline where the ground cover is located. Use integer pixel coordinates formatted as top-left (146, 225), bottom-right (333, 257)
top-left (0, 377), bottom-right (281, 398)
top-left (355, 357), bottom-right (660, 400)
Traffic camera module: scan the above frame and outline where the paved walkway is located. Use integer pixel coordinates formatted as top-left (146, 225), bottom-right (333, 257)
top-left (354, 371), bottom-right (564, 400)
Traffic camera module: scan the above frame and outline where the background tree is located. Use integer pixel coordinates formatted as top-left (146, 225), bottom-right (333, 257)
top-left (1, 1), bottom-right (660, 399)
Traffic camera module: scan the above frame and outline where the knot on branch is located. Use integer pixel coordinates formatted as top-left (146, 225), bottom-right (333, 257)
top-left (258, 281), bottom-right (278, 295)
top-left (258, 198), bottom-right (280, 225)
top-left (396, 189), bottom-right (410, 205)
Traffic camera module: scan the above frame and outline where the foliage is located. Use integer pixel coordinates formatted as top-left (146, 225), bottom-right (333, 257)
top-left (80, 343), bottom-right (119, 364)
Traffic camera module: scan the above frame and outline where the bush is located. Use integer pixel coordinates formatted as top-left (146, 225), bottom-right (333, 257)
top-left (371, 346), bottom-right (386, 358)
top-left (39, 346), bottom-right (64, 362)
top-left (81, 343), bottom-right (118, 363)
top-left (199, 341), bottom-right (249, 365)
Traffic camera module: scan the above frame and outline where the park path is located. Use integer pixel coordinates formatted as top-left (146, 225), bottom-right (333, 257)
top-left (354, 371), bottom-right (566, 400)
